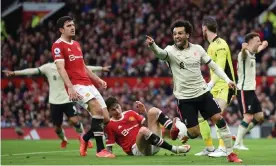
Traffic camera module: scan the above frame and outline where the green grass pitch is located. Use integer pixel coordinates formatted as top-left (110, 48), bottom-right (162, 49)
top-left (1, 139), bottom-right (276, 165)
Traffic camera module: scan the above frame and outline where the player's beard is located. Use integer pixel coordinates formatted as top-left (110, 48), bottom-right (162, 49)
top-left (175, 39), bottom-right (187, 50)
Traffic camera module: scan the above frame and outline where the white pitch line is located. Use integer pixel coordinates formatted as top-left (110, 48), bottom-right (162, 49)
top-left (1, 150), bottom-right (78, 157)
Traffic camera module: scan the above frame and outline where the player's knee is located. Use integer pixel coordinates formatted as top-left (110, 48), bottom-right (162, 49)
top-left (69, 116), bottom-right (79, 124)
top-left (255, 113), bottom-right (264, 124)
top-left (87, 99), bottom-right (103, 114)
top-left (210, 113), bottom-right (222, 123)
top-left (243, 114), bottom-right (254, 123)
top-left (147, 107), bottom-right (159, 117)
top-left (139, 127), bottom-right (150, 135)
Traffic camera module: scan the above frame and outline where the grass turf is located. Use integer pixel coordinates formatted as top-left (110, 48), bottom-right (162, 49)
top-left (1, 139), bottom-right (276, 165)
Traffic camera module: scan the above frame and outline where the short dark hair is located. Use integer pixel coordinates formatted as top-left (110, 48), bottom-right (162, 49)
top-left (171, 20), bottom-right (193, 36)
top-left (105, 97), bottom-right (119, 110)
top-left (202, 16), bottom-right (217, 33)
top-left (244, 32), bottom-right (260, 43)
top-left (56, 16), bottom-right (73, 29)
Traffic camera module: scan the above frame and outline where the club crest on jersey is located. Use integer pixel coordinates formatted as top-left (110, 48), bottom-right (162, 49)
top-left (85, 93), bottom-right (90, 97)
top-left (129, 116), bottom-right (135, 121)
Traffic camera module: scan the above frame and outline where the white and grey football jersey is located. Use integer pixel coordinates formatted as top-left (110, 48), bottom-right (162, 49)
top-left (237, 50), bottom-right (256, 90)
top-left (164, 43), bottom-right (210, 99)
top-left (39, 63), bottom-right (71, 104)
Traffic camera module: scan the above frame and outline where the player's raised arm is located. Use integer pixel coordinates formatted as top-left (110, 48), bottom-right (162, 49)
top-left (146, 35), bottom-right (168, 60)
top-left (86, 65), bottom-right (111, 72)
top-left (3, 68), bottom-right (39, 77)
top-left (257, 40), bottom-right (268, 53)
top-left (241, 43), bottom-right (249, 59)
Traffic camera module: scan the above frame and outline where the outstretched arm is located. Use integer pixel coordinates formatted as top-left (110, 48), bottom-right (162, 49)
top-left (3, 68), bottom-right (40, 76)
top-left (86, 65), bottom-right (111, 72)
top-left (146, 35), bottom-right (168, 60)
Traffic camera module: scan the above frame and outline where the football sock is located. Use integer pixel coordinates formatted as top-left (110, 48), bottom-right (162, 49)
top-left (55, 128), bottom-right (67, 141)
top-left (246, 118), bottom-right (259, 133)
top-left (91, 116), bottom-right (105, 153)
top-left (216, 118), bottom-right (233, 155)
top-left (73, 122), bottom-right (84, 135)
top-left (145, 132), bottom-right (173, 152)
top-left (199, 119), bottom-right (214, 149)
top-left (235, 120), bottom-right (249, 145)
top-left (157, 110), bottom-right (172, 130)
top-left (215, 125), bottom-right (225, 149)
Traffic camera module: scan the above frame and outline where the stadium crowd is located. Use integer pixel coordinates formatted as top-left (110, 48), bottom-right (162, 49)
top-left (1, 0), bottom-right (276, 132)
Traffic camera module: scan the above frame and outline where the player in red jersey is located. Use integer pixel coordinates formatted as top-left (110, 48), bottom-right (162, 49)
top-left (104, 97), bottom-right (191, 156)
top-left (51, 16), bottom-right (114, 158)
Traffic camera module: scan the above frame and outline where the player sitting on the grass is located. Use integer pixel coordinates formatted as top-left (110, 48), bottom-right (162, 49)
top-left (3, 63), bottom-right (110, 149)
top-left (103, 97), bottom-right (190, 156)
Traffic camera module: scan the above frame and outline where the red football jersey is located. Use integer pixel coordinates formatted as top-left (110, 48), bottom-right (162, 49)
top-left (51, 38), bottom-right (92, 86)
top-left (105, 110), bottom-right (145, 154)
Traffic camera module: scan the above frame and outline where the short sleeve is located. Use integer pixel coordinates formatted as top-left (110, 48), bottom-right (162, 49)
top-left (38, 63), bottom-right (49, 75)
top-left (198, 45), bottom-right (212, 64)
top-left (104, 124), bottom-right (116, 146)
top-left (130, 111), bottom-right (145, 125)
top-left (52, 43), bottom-right (64, 63)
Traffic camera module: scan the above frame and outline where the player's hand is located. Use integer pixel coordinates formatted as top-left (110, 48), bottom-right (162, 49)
top-left (102, 66), bottom-right (111, 72)
top-left (68, 87), bottom-right (82, 102)
top-left (262, 40), bottom-right (268, 48)
top-left (145, 35), bottom-right (155, 46)
top-left (241, 43), bottom-right (249, 50)
top-left (227, 80), bottom-right (236, 89)
top-left (98, 79), bottom-right (107, 89)
top-left (135, 101), bottom-right (147, 113)
top-left (3, 70), bottom-right (15, 77)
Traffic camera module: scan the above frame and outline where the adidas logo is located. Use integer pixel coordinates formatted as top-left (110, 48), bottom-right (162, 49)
top-left (118, 125), bottom-right (122, 129)
top-left (24, 129), bottom-right (40, 140)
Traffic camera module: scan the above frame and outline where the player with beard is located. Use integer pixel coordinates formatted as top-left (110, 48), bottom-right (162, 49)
top-left (194, 16), bottom-right (236, 157)
top-left (146, 20), bottom-right (242, 163)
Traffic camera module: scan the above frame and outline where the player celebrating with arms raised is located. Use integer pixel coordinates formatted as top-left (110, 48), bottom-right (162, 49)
top-left (146, 20), bottom-right (242, 163)
top-left (234, 32), bottom-right (268, 150)
top-left (51, 16), bottom-right (114, 158)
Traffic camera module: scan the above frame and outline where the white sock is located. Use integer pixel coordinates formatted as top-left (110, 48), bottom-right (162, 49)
top-left (217, 126), bottom-right (232, 155)
top-left (235, 125), bottom-right (247, 146)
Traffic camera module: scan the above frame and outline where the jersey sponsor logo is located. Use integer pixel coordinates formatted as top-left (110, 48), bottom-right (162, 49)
top-left (69, 55), bottom-right (83, 61)
top-left (120, 124), bottom-right (139, 136)
top-left (129, 116), bottom-right (135, 121)
top-left (54, 48), bottom-right (61, 57)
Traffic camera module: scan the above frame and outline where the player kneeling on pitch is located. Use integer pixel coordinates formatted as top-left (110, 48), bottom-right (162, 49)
top-left (104, 97), bottom-right (190, 156)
